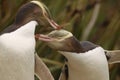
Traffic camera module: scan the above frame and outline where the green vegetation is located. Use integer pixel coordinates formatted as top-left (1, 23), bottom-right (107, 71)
top-left (0, 0), bottom-right (120, 80)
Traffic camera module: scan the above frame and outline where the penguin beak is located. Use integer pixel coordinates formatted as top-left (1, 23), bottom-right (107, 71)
top-left (35, 30), bottom-right (83, 53)
top-left (35, 29), bottom-right (73, 42)
top-left (43, 15), bottom-right (61, 30)
top-left (35, 30), bottom-right (74, 52)
top-left (31, 1), bottom-right (62, 30)
top-left (41, 11), bottom-right (62, 30)
top-left (35, 34), bottom-right (54, 42)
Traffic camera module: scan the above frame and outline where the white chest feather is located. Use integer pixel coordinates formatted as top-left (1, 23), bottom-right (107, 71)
top-left (0, 21), bottom-right (37, 80)
top-left (60, 47), bottom-right (109, 80)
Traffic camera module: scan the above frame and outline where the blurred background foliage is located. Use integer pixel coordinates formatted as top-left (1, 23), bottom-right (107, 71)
top-left (0, 0), bottom-right (120, 80)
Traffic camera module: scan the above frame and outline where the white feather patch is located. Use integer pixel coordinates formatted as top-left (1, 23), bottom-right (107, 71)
top-left (59, 47), bottom-right (109, 80)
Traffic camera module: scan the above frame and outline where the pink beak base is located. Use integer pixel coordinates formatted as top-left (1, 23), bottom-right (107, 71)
top-left (49, 19), bottom-right (62, 30)
top-left (35, 34), bottom-right (54, 42)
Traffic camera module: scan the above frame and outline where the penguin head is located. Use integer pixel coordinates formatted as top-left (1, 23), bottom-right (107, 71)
top-left (36, 29), bottom-right (119, 69)
top-left (15, 1), bottom-right (60, 29)
top-left (36, 29), bottom-right (84, 53)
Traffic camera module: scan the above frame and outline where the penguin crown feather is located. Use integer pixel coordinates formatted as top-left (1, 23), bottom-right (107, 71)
top-left (31, 1), bottom-right (51, 18)
top-left (47, 29), bottom-right (73, 41)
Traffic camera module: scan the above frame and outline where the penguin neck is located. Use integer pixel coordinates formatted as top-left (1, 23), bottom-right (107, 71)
top-left (11, 21), bottom-right (38, 37)
top-left (59, 37), bottom-right (85, 53)
top-left (0, 21), bottom-right (37, 53)
top-left (1, 21), bottom-right (38, 37)
top-left (0, 20), bottom-right (38, 36)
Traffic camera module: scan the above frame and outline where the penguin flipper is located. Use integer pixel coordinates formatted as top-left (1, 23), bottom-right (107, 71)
top-left (34, 53), bottom-right (54, 80)
top-left (105, 50), bottom-right (120, 64)
top-left (59, 64), bottom-right (68, 80)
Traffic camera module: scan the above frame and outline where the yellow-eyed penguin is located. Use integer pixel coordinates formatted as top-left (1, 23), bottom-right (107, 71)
top-left (0, 1), bottom-right (61, 80)
top-left (35, 29), bottom-right (120, 80)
